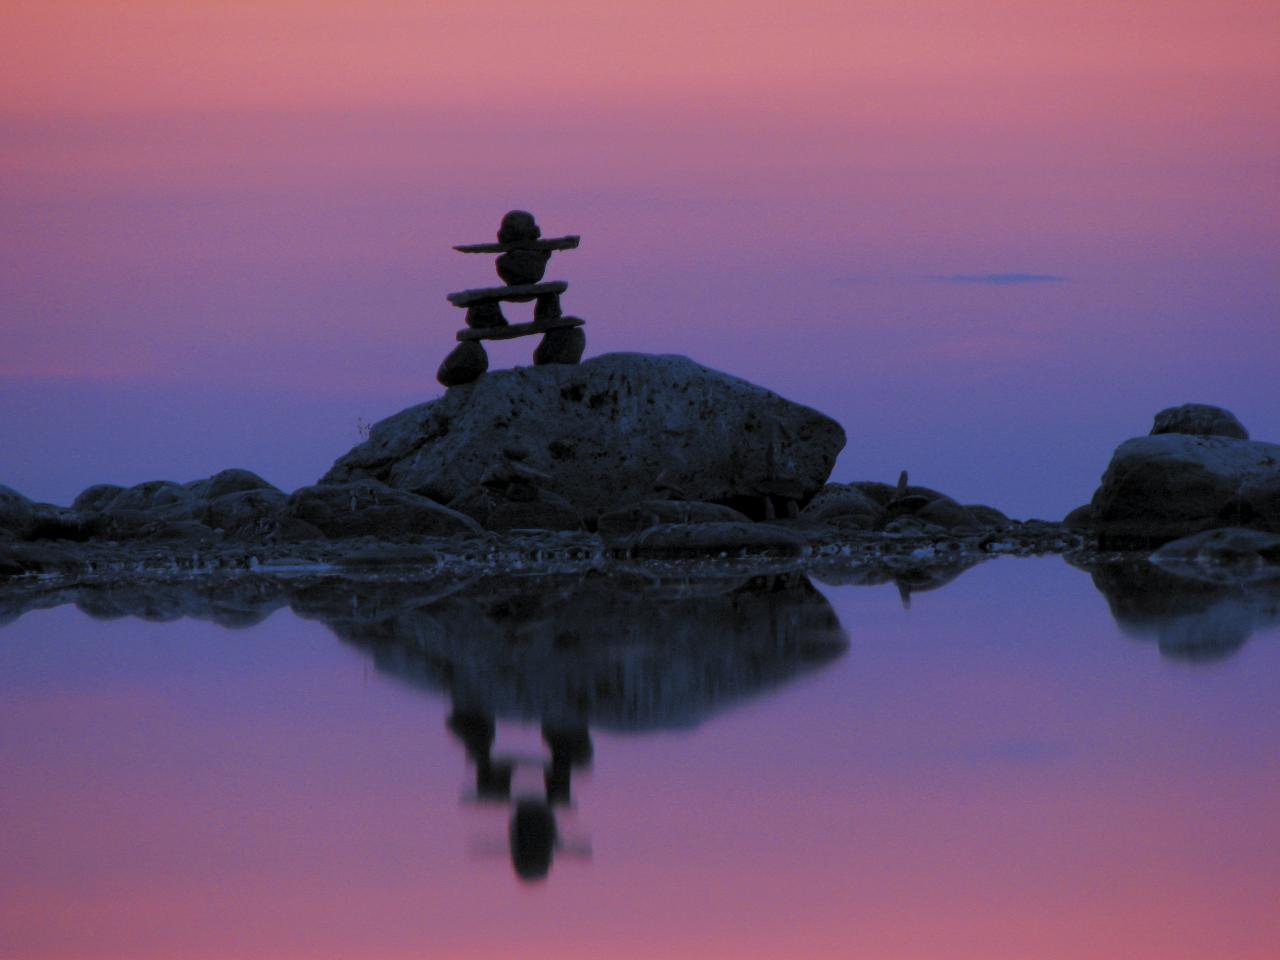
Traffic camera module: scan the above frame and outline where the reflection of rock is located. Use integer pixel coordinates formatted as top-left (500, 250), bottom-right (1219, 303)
top-left (1086, 559), bottom-right (1280, 663)
top-left (305, 573), bottom-right (848, 730)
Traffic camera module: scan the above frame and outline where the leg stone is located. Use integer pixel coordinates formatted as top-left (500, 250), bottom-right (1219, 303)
top-left (465, 302), bottom-right (506, 328)
top-left (437, 340), bottom-right (488, 386)
top-left (533, 326), bottom-right (586, 366)
top-left (534, 292), bottom-right (562, 321)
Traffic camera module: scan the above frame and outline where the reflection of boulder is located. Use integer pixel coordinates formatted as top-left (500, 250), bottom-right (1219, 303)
top-left (306, 573), bottom-right (848, 731)
top-left (1087, 560), bottom-right (1280, 663)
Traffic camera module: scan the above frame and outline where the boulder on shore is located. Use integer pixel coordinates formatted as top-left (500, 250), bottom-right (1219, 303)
top-left (322, 353), bottom-right (845, 521)
top-left (1090, 430), bottom-right (1280, 546)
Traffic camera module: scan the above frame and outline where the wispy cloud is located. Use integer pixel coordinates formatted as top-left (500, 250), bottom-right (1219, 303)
top-left (929, 273), bottom-right (1069, 285)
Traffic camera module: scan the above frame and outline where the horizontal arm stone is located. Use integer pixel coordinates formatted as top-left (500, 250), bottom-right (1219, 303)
top-left (447, 281), bottom-right (567, 307)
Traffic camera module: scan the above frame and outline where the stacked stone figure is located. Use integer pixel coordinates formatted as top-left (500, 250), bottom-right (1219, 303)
top-left (436, 211), bottom-right (586, 387)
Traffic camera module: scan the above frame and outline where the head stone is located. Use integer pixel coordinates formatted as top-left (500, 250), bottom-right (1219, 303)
top-left (498, 210), bottom-right (541, 245)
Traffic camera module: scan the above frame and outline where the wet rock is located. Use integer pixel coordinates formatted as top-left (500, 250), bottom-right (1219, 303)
top-left (626, 521), bottom-right (809, 559)
top-left (1091, 434), bottom-right (1280, 546)
top-left (916, 496), bottom-right (982, 531)
top-left (532, 326), bottom-right (585, 365)
top-left (449, 487), bottom-right (583, 532)
top-left (1151, 403), bottom-right (1248, 440)
top-left (597, 499), bottom-right (751, 539)
top-left (801, 484), bottom-right (885, 530)
top-left (437, 340), bottom-right (489, 387)
top-left (1151, 527), bottom-right (1280, 582)
top-left (143, 519), bottom-right (221, 543)
top-left (965, 504), bottom-right (1011, 529)
top-left (326, 353), bottom-right (845, 520)
top-left (286, 480), bottom-right (483, 539)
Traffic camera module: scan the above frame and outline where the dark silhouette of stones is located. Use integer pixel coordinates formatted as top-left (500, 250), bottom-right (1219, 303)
top-left (72, 484), bottom-right (125, 513)
top-left (437, 340), bottom-right (488, 387)
top-left (916, 496), bottom-right (982, 531)
top-left (626, 521), bottom-right (809, 559)
top-left (497, 210), bottom-right (540, 244)
top-left (532, 326), bottom-right (585, 365)
top-left (106, 480), bottom-right (197, 516)
top-left (801, 484), bottom-right (886, 529)
top-left (457, 316), bottom-right (582, 343)
top-left (449, 487), bottom-right (583, 532)
top-left (1064, 504), bottom-right (1095, 530)
top-left (1087, 558), bottom-right (1280, 662)
top-left (1090, 433), bottom-right (1280, 546)
top-left (1151, 527), bottom-right (1280, 581)
top-left (324, 353), bottom-right (846, 521)
top-left (534, 292), bottom-right (561, 321)
top-left (1151, 403), bottom-right (1248, 440)
top-left (447, 281), bottom-right (567, 307)
top-left (965, 504), bottom-right (1011, 529)
top-left (496, 248), bottom-right (551, 285)
top-left (597, 500), bottom-right (751, 540)
top-left (315, 572), bottom-right (847, 731)
top-left (465, 302), bottom-right (506, 329)
top-left (0, 486), bottom-right (35, 538)
top-left (285, 480), bottom-right (482, 539)
top-left (203, 487), bottom-right (287, 536)
top-left (185, 468), bottom-right (278, 501)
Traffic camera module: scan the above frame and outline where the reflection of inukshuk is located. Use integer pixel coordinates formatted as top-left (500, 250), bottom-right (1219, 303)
top-left (436, 211), bottom-right (585, 387)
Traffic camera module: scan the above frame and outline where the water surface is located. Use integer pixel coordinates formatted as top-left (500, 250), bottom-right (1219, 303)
top-left (2, 557), bottom-right (1277, 959)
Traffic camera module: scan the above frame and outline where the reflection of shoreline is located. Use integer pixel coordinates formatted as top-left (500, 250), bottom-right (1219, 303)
top-left (1082, 560), bottom-right (1280, 663)
top-left (318, 572), bottom-right (849, 731)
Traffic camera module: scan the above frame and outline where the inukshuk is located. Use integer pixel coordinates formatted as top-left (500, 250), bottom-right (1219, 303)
top-left (436, 211), bottom-right (585, 387)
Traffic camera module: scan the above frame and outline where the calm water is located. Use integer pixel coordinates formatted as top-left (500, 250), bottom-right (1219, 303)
top-left (2, 557), bottom-right (1278, 960)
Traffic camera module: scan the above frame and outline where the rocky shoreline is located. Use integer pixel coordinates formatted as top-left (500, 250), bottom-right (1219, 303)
top-left (4, 357), bottom-right (1279, 594)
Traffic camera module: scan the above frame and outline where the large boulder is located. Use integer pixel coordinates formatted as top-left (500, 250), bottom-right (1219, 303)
top-left (322, 353), bottom-right (845, 521)
top-left (1091, 434), bottom-right (1280, 545)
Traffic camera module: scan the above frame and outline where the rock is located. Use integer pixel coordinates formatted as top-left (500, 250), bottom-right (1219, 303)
top-left (886, 494), bottom-right (932, 517)
top-left (203, 487), bottom-right (287, 535)
top-left (143, 519), bottom-right (221, 543)
top-left (286, 480), bottom-right (483, 539)
top-left (850, 481), bottom-right (947, 507)
top-left (625, 521), bottom-right (810, 559)
top-left (437, 340), bottom-right (488, 387)
top-left (497, 210), bottom-right (540, 244)
top-left (72, 483), bottom-right (125, 513)
top-left (532, 326), bottom-right (585, 365)
top-left (965, 504), bottom-right (1011, 529)
top-left (0, 485), bottom-right (34, 537)
top-left (185, 468), bottom-right (278, 501)
top-left (597, 499), bottom-right (752, 540)
top-left (449, 487), bottom-right (583, 532)
top-left (325, 353), bottom-right (846, 522)
top-left (800, 484), bottom-right (885, 530)
top-left (106, 480), bottom-right (198, 516)
top-left (1091, 434), bottom-right (1280, 545)
top-left (916, 496), bottom-right (982, 531)
top-left (1151, 403), bottom-right (1248, 440)
top-left (1151, 527), bottom-right (1280, 581)
top-left (496, 248), bottom-right (551, 285)
top-left (1063, 504), bottom-right (1095, 530)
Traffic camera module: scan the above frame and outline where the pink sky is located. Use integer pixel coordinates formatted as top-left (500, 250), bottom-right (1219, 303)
top-left (2, 1), bottom-right (1278, 515)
